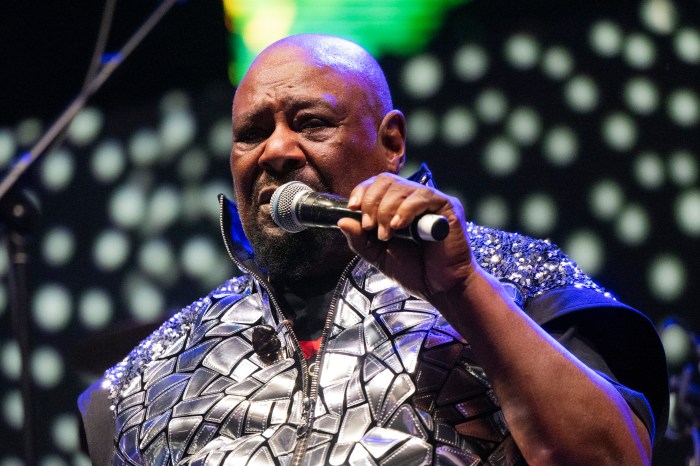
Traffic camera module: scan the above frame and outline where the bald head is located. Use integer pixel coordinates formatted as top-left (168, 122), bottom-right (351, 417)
top-left (242, 34), bottom-right (393, 120)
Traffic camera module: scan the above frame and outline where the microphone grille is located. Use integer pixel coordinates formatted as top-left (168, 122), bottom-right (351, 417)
top-left (270, 181), bottom-right (312, 233)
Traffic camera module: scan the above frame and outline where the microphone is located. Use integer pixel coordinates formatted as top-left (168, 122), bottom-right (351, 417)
top-left (270, 181), bottom-right (449, 242)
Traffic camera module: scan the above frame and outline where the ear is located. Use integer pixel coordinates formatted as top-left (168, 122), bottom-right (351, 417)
top-left (377, 110), bottom-right (407, 174)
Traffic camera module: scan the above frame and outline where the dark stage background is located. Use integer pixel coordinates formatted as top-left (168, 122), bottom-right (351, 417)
top-left (1, 1), bottom-right (698, 465)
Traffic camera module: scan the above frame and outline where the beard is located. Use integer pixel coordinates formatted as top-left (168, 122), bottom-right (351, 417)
top-left (239, 173), bottom-right (354, 282)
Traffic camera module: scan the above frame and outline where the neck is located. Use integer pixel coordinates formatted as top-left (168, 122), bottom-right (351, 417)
top-left (271, 263), bottom-right (347, 297)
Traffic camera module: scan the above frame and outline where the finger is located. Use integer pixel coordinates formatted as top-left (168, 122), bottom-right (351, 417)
top-left (356, 174), bottom-right (396, 231)
top-left (389, 188), bottom-right (446, 230)
top-left (337, 217), bottom-right (386, 264)
top-left (347, 178), bottom-right (374, 210)
top-left (373, 181), bottom-right (416, 240)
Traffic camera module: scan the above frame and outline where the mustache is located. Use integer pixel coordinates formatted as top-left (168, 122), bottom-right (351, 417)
top-left (251, 173), bottom-right (330, 209)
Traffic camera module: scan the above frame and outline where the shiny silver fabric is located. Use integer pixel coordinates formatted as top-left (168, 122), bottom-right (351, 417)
top-left (105, 224), bottom-right (608, 465)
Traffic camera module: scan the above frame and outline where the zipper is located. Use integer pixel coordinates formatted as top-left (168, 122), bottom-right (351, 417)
top-left (289, 256), bottom-right (358, 466)
top-left (218, 195), bottom-right (312, 412)
top-left (218, 195), bottom-right (357, 464)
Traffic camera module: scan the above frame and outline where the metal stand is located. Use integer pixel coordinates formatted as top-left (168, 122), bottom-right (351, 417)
top-left (0, 0), bottom-right (182, 462)
top-left (1, 188), bottom-right (39, 466)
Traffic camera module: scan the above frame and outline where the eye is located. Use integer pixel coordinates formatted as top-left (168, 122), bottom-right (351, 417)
top-left (234, 126), bottom-right (266, 144)
top-left (298, 118), bottom-right (328, 130)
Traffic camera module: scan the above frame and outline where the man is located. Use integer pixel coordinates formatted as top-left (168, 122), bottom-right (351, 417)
top-left (79, 34), bottom-right (667, 465)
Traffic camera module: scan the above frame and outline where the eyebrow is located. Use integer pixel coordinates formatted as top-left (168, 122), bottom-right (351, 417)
top-left (234, 95), bottom-right (342, 126)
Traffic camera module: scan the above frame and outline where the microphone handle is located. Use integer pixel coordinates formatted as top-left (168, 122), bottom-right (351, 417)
top-left (295, 192), bottom-right (448, 242)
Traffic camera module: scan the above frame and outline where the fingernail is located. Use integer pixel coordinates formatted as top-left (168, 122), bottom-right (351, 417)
top-left (378, 225), bottom-right (387, 241)
top-left (348, 195), bottom-right (358, 207)
top-left (362, 213), bottom-right (372, 229)
top-left (390, 214), bottom-right (401, 228)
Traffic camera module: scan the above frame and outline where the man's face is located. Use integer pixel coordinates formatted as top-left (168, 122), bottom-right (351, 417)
top-left (230, 46), bottom-right (390, 279)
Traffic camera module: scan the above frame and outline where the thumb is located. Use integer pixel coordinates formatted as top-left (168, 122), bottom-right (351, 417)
top-left (337, 218), bottom-right (384, 263)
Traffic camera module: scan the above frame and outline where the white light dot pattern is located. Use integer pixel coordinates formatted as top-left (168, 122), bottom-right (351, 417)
top-left (564, 230), bottom-right (605, 276)
top-left (668, 150), bottom-right (698, 187)
top-left (675, 28), bottom-right (700, 64)
top-left (40, 149), bottom-right (75, 192)
top-left (624, 77), bottom-right (659, 114)
top-left (441, 107), bottom-right (477, 146)
top-left (590, 20), bottom-right (624, 57)
top-left (640, 0), bottom-right (677, 35)
top-left (564, 75), bottom-right (599, 113)
top-left (506, 107), bottom-right (541, 146)
top-left (453, 44), bottom-right (489, 82)
top-left (474, 196), bottom-right (510, 229)
top-left (589, 180), bottom-right (625, 220)
top-left (93, 229), bottom-right (131, 271)
top-left (128, 129), bottom-right (161, 166)
top-left (144, 185), bottom-right (182, 234)
top-left (31, 284), bottom-right (73, 333)
top-left (181, 236), bottom-right (219, 279)
top-left (504, 33), bottom-right (540, 69)
top-left (31, 346), bottom-right (64, 389)
top-left (602, 113), bottom-right (637, 152)
top-left (482, 137), bottom-right (520, 177)
top-left (675, 189), bottom-right (700, 237)
top-left (648, 254), bottom-right (686, 301)
top-left (208, 118), bottom-right (233, 158)
top-left (541, 46), bottom-right (574, 80)
top-left (0, 128), bottom-right (17, 168)
top-left (542, 126), bottom-right (578, 166)
top-left (159, 89), bottom-right (191, 114)
top-left (109, 183), bottom-right (147, 229)
top-left (41, 227), bottom-right (76, 267)
top-left (667, 88), bottom-right (700, 127)
top-left (623, 33), bottom-right (656, 69)
top-left (124, 277), bottom-right (165, 322)
top-left (0, 341), bottom-right (20, 381)
top-left (520, 193), bottom-right (558, 236)
top-left (160, 110), bottom-right (197, 156)
top-left (633, 152), bottom-right (665, 189)
top-left (475, 89), bottom-right (508, 124)
top-left (78, 288), bottom-right (114, 330)
top-left (2, 390), bottom-right (23, 430)
top-left (0, 457), bottom-right (23, 466)
top-left (91, 140), bottom-right (127, 184)
top-left (16, 118), bottom-right (43, 146)
top-left (67, 107), bottom-right (104, 147)
top-left (138, 239), bottom-right (178, 283)
top-left (51, 414), bottom-right (80, 453)
top-left (615, 204), bottom-right (650, 246)
top-left (401, 54), bottom-right (443, 99)
top-left (38, 455), bottom-right (67, 466)
top-left (407, 110), bottom-right (438, 146)
top-left (201, 180), bottom-right (232, 222)
top-left (660, 322), bottom-right (691, 367)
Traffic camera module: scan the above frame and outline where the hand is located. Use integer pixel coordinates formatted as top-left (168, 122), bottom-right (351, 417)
top-left (337, 173), bottom-right (476, 310)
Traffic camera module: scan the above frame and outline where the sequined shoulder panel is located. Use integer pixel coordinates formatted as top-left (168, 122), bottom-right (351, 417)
top-left (466, 223), bottom-right (608, 303)
top-left (103, 275), bottom-right (253, 405)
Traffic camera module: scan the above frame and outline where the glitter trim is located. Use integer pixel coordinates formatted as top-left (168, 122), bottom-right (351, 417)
top-left (467, 223), bottom-right (609, 301)
top-left (104, 275), bottom-right (251, 409)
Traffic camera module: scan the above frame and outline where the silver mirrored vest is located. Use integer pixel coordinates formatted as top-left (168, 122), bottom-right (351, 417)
top-left (104, 223), bottom-right (608, 466)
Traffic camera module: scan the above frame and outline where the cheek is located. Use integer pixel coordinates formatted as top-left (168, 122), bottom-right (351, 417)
top-left (230, 155), bottom-right (256, 205)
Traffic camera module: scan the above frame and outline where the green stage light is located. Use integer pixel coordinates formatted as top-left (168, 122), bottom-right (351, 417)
top-left (223, 0), bottom-right (469, 83)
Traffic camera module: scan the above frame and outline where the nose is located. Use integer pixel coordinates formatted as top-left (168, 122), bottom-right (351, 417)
top-left (258, 124), bottom-right (306, 174)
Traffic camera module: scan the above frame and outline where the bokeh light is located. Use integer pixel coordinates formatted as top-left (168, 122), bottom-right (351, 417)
top-left (401, 54), bottom-right (443, 99)
top-left (441, 107), bottom-right (477, 146)
top-left (453, 44), bottom-right (489, 82)
top-left (407, 109), bottom-right (438, 146)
